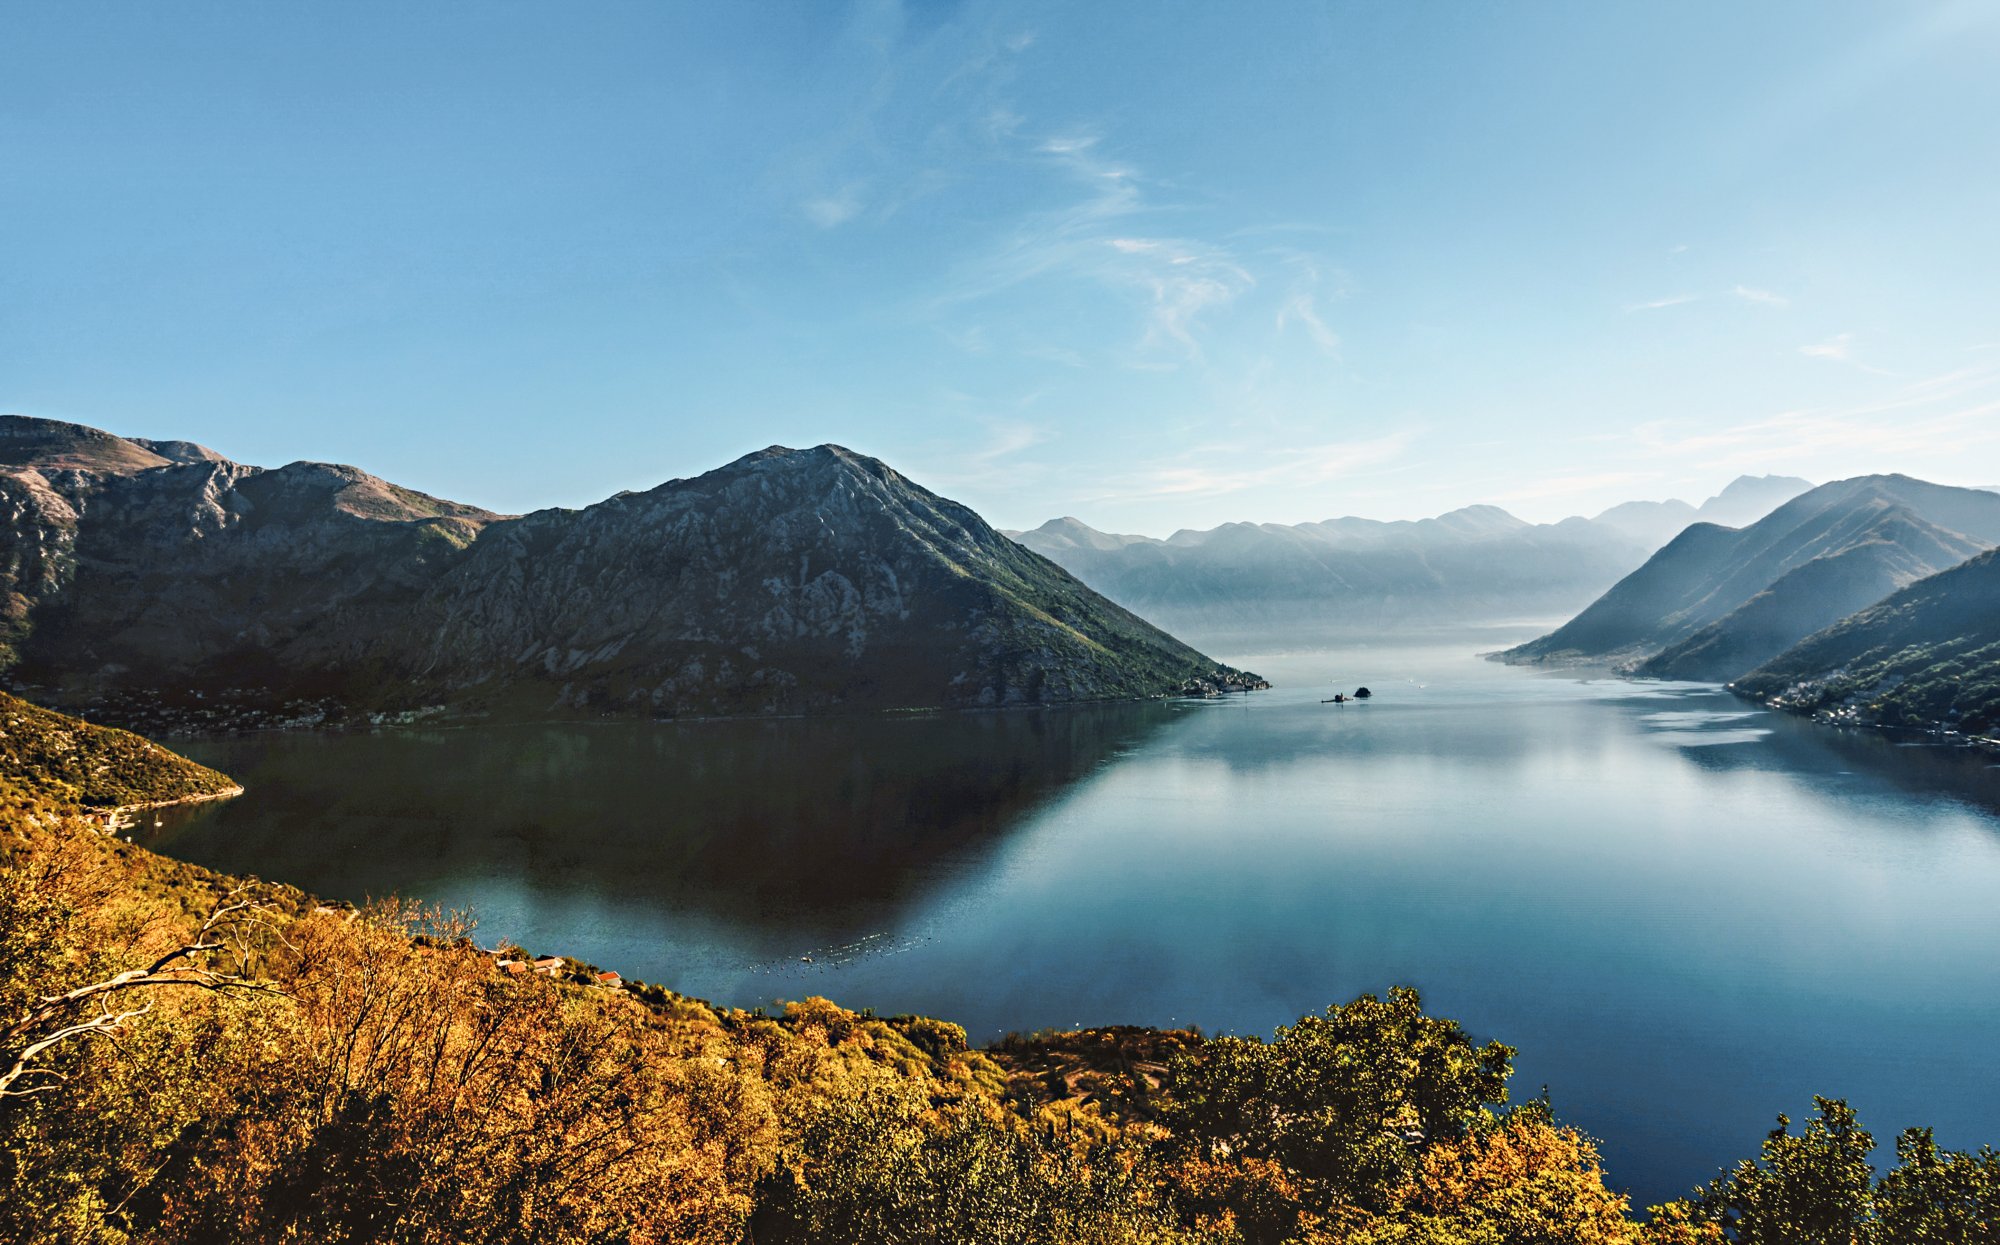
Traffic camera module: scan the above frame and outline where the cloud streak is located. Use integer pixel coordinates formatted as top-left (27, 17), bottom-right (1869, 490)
top-left (1082, 430), bottom-right (1418, 505)
top-left (1626, 294), bottom-right (1700, 312)
top-left (1632, 365), bottom-right (2000, 471)
top-left (1799, 332), bottom-right (1854, 361)
top-left (1732, 284), bottom-right (1789, 307)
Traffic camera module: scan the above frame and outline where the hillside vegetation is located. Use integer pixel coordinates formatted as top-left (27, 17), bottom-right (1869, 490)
top-left (1734, 547), bottom-right (2000, 737)
top-left (0, 690), bottom-right (238, 813)
top-left (3, 707), bottom-right (1997, 1242)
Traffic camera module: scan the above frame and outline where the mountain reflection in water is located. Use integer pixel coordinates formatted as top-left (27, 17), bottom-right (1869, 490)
top-left (153, 702), bottom-right (1180, 960)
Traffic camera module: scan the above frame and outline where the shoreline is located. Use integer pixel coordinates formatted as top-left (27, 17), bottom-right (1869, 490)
top-left (96, 784), bottom-right (245, 832)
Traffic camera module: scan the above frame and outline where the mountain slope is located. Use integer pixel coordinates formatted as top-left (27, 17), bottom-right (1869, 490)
top-left (12, 454), bottom-right (500, 695)
top-left (0, 417), bottom-right (1257, 719)
top-left (399, 444), bottom-right (1259, 715)
top-left (1632, 508), bottom-right (1985, 680)
top-left (1498, 476), bottom-right (2000, 674)
top-left (0, 689), bottom-right (238, 812)
top-left (1733, 548), bottom-right (2000, 736)
top-left (1007, 477), bottom-right (1810, 650)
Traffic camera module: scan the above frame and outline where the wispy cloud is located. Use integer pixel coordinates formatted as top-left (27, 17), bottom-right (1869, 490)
top-left (1799, 332), bottom-right (1854, 361)
top-left (1626, 294), bottom-right (1700, 312)
top-left (1488, 471), bottom-right (1664, 506)
top-left (1732, 284), bottom-right (1789, 307)
top-left (1798, 331), bottom-right (1896, 375)
top-left (935, 132), bottom-right (1262, 365)
top-left (1632, 365), bottom-right (2000, 471)
top-left (932, 126), bottom-right (1355, 372)
top-left (1277, 291), bottom-right (1341, 356)
top-left (969, 418), bottom-right (1049, 463)
top-left (803, 185), bottom-right (864, 228)
top-left (1083, 430), bottom-right (1417, 504)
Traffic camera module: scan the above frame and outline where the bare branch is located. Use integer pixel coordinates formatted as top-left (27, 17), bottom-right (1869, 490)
top-left (1, 891), bottom-right (288, 1104)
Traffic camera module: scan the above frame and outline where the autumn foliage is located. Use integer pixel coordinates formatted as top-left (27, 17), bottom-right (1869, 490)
top-left (4, 810), bottom-right (1997, 1243)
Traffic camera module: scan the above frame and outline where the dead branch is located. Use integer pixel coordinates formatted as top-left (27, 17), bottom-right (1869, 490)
top-left (1, 890), bottom-right (286, 1102)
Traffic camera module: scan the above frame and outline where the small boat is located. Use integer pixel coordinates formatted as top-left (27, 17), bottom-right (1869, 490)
top-left (1321, 693), bottom-right (1347, 704)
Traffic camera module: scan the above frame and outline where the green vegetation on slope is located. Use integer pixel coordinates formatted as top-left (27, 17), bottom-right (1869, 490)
top-left (1735, 548), bottom-right (2000, 737)
top-left (0, 690), bottom-right (238, 813)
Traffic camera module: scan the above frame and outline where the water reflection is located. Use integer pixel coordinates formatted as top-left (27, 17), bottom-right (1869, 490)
top-left (155, 702), bottom-right (1182, 949)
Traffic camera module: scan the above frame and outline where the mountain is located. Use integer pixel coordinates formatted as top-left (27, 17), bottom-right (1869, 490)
top-left (1696, 474), bottom-right (1819, 527)
top-left (1588, 475), bottom-right (1813, 547)
top-left (1499, 475), bottom-right (2000, 678)
top-left (1733, 548), bottom-right (2000, 737)
top-left (394, 444), bottom-right (1261, 715)
top-left (1005, 477), bottom-right (1813, 651)
top-left (1589, 498), bottom-right (1699, 549)
top-left (0, 415), bottom-right (1259, 720)
top-left (2, 417), bottom-right (504, 687)
top-left (1007, 506), bottom-right (1657, 649)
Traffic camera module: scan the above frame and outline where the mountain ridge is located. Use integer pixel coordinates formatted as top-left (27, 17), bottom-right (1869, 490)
top-left (0, 416), bottom-right (1260, 723)
top-left (1733, 547), bottom-right (2000, 738)
top-left (1006, 477), bottom-right (1812, 650)
top-left (1499, 474), bottom-right (2000, 677)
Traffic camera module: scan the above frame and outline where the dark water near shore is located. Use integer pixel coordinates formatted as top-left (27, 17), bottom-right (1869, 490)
top-left (149, 630), bottom-right (2000, 1205)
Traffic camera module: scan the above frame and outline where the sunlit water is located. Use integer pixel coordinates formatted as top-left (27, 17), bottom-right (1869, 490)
top-left (150, 629), bottom-right (2000, 1205)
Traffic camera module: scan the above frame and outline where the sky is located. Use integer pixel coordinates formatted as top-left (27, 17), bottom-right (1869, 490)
top-left (5, 1), bottom-right (2000, 534)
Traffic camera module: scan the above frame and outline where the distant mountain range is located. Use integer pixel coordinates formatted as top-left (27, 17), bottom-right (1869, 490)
top-left (1588, 475), bottom-right (1814, 548)
top-left (1006, 477), bottom-right (1810, 650)
top-left (1733, 547), bottom-right (2000, 739)
top-left (0, 415), bottom-right (1259, 721)
top-left (1497, 475), bottom-right (2000, 682)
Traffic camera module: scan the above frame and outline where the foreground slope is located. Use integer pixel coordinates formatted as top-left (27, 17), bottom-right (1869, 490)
top-left (1733, 547), bottom-right (2000, 737)
top-left (0, 416), bottom-right (1256, 719)
top-left (1498, 475), bottom-right (2000, 676)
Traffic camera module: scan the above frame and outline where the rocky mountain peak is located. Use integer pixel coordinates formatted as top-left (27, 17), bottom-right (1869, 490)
top-left (0, 414), bottom-right (173, 475)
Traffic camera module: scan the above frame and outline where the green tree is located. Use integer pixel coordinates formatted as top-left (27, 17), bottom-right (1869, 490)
top-left (1870, 1127), bottom-right (2000, 1243)
top-left (1161, 987), bottom-right (1515, 1239)
top-left (1691, 1098), bottom-right (1874, 1244)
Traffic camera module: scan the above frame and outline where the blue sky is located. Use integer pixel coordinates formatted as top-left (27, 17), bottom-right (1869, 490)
top-left (6, 1), bottom-right (1999, 533)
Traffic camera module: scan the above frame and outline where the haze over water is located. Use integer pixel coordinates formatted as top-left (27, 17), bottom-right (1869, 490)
top-left (152, 629), bottom-right (2000, 1205)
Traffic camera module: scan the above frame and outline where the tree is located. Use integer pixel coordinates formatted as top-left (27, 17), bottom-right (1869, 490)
top-left (1688, 1098), bottom-right (1874, 1245)
top-left (1, 891), bottom-right (279, 1101)
top-left (1867, 1127), bottom-right (2000, 1243)
top-left (1161, 987), bottom-right (1515, 1239)
top-left (1355, 1108), bottom-right (1639, 1245)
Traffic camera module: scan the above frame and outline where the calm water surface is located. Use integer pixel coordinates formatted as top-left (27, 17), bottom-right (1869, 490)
top-left (151, 631), bottom-right (2000, 1205)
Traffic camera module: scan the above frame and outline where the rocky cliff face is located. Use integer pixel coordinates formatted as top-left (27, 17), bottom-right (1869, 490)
top-left (0, 417), bottom-right (1259, 720)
